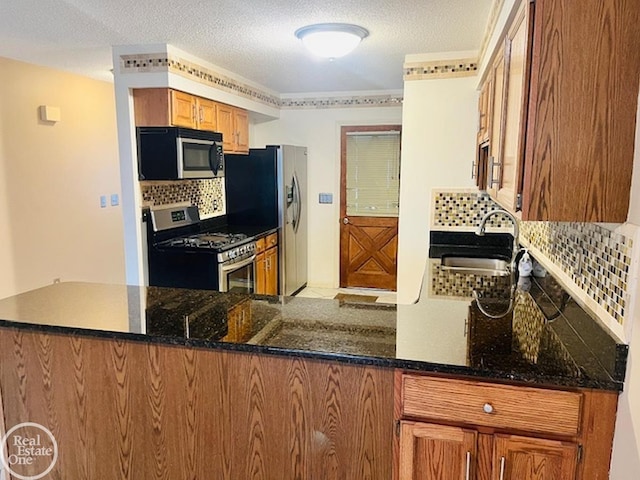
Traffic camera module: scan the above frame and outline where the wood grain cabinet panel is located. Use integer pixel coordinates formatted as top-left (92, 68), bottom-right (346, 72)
top-left (399, 422), bottom-right (477, 480)
top-left (402, 375), bottom-right (582, 437)
top-left (395, 372), bottom-right (618, 480)
top-left (0, 327), bottom-right (394, 479)
top-left (255, 234), bottom-right (279, 295)
top-left (479, 0), bottom-right (640, 221)
top-left (493, 434), bottom-right (578, 480)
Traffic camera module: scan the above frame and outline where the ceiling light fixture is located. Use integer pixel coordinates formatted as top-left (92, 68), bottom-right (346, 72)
top-left (295, 23), bottom-right (369, 59)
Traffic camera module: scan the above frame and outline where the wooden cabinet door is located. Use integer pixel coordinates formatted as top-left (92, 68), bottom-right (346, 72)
top-left (399, 421), bottom-right (477, 480)
top-left (170, 90), bottom-right (197, 128)
top-left (234, 108), bottom-right (249, 153)
top-left (487, 47), bottom-right (506, 198)
top-left (255, 251), bottom-right (267, 295)
top-left (478, 76), bottom-right (492, 145)
top-left (492, 434), bottom-right (578, 480)
top-left (197, 98), bottom-right (217, 131)
top-left (216, 103), bottom-right (235, 151)
top-left (495, 0), bottom-right (533, 212)
top-left (265, 246), bottom-right (278, 295)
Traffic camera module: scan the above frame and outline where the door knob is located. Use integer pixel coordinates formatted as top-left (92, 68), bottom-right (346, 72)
top-left (343, 217), bottom-right (349, 224)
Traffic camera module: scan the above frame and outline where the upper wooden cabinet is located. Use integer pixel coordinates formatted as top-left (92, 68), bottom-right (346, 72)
top-left (133, 88), bottom-right (249, 153)
top-left (216, 103), bottom-right (249, 154)
top-left (477, 0), bottom-right (640, 221)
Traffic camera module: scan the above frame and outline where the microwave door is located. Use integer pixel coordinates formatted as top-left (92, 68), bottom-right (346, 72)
top-left (178, 138), bottom-right (216, 179)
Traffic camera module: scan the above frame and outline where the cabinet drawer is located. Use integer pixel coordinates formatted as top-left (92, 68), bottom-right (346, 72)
top-left (265, 233), bottom-right (278, 248)
top-left (402, 375), bottom-right (582, 437)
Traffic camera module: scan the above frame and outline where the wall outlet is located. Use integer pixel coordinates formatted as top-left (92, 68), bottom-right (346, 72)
top-left (213, 199), bottom-right (219, 210)
top-left (110, 194), bottom-right (119, 206)
top-left (100, 195), bottom-right (107, 208)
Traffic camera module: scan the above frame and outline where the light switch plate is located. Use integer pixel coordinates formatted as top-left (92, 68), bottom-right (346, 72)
top-left (319, 193), bottom-right (333, 204)
top-left (100, 195), bottom-right (107, 208)
top-left (110, 194), bottom-right (119, 206)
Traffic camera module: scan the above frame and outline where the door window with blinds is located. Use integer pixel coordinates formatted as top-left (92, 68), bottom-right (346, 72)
top-left (345, 129), bottom-right (401, 217)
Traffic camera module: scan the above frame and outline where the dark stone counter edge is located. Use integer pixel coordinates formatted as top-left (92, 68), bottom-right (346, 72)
top-left (0, 318), bottom-right (623, 392)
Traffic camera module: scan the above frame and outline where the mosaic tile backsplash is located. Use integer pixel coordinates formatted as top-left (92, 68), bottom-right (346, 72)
top-left (431, 191), bottom-right (514, 229)
top-left (140, 178), bottom-right (225, 217)
top-left (429, 260), bottom-right (511, 299)
top-left (432, 190), bottom-right (633, 327)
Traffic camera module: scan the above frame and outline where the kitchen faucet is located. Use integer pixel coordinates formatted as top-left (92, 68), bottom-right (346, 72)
top-left (476, 208), bottom-right (520, 272)
top-left (473, 208), bottom-right (520, 319)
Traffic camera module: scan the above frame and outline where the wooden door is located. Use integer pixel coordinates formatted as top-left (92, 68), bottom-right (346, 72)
top-left (216, 103), bottom-right (235, 151)
top-left (399, 421), bottom-right (477, 480)
top-left (492, 434), bottom-right (578, 480)
top-left (197, 98), bottom-right (217, 131)
top-left (495, 0), bottom-right (533, 211)
top-left (340, 125), bottom-right (400, 291)
top-left (170, 90), bottom-right (196, 128)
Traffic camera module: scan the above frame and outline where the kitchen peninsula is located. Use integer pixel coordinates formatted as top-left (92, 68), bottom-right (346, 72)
top-left (0, 261), bottom-right (625, 479)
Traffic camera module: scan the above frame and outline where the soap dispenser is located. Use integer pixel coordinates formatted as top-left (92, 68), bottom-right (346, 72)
top-left (518, 250), bottom-right (533, 277)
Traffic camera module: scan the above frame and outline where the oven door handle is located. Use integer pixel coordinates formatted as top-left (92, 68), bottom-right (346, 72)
top-left (219, 254), bottom-right (256, 272)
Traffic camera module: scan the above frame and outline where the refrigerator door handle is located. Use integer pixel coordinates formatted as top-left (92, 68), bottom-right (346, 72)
top-left (292, 172), bottom-right (301, 233)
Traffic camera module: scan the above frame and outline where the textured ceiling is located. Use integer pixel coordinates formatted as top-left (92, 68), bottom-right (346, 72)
top-left (0, 0), bottom-right (493, 94)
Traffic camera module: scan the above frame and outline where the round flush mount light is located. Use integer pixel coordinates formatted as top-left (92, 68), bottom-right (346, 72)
top-left (295, 23), bottom-right (369, 59)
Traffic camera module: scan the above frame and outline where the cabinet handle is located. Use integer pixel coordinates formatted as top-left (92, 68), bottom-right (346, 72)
top-left (488, 156), bottom-right (501, 187)
top-left (192, 105), bottom-right (197, 122)
top-left (199, 107), bottom-right (204, 123)
top-left (499, 456), bottom-right (506, 480)
top-left (483, 403), bottom-right (494, 414)
top-left (465, 451), bottom-right (471, 480)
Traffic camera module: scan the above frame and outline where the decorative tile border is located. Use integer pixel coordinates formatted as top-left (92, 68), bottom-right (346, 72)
top-left (121, 53), bottom-right (280, 108)
top-left (431, 190), bottom-right (512, 229)
top-left (430, 189), bottom-right (634, 327)
top-left (404, 58), bottom-right (478, 81)
top-left (280, 94), bottom-right (403, 109)
top-left (139, 178), bottom-right (225, 217)
top-left (120, 53), bottom-right (404, 109)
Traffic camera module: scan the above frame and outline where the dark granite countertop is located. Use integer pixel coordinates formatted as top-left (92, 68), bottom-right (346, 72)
top-left (0, 259), bottom-right (627, 392)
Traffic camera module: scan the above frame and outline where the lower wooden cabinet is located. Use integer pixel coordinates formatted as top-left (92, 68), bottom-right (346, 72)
top-left (255, 233), bottom-right (279, 295)
top-left (400, 422), bottom-right (476, 480)
top-left (395, 373), bottom-right (618, 480)
top-left (399, 422), bottom-right (578, 480)
top-left (494, 434), bottom-right (578, 480)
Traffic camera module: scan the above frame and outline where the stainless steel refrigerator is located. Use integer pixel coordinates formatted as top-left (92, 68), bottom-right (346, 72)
top-left (225, 145), bottom-right (308, 296)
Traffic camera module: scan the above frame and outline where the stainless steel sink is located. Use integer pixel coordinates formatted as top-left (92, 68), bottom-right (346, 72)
top-left (440, 256), bottom-right (510, 276)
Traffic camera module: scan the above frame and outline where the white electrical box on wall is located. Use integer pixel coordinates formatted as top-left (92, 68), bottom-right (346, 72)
top-left (39, 105), bottom-right (61, 123)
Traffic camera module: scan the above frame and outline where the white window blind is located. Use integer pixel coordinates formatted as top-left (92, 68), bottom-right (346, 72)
top-left (346, 130), bottom-right (401, 217)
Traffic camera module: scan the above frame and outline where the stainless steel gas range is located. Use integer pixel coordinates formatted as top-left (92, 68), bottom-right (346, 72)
top-left (146, 206), bottom-right (257, 293)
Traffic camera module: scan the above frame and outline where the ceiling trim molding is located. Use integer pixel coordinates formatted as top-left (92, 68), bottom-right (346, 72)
top-left (119, 53), bottom-right (403, 109)
top-left (478, 0), bottom-right (506, 64)
top-left (280, 94), bottom-right (403, 109)
top-left (120, 53), bottom-right (281, 107)
top-left (403, 58), bottom-right (478, 81)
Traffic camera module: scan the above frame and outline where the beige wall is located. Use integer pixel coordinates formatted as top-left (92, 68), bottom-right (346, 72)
top-left (250, 105), bottom-right (403, 289)
top-left (0, 57), bottom-right (125, 299)
top-left (396, 74), bottom-right (478, 303)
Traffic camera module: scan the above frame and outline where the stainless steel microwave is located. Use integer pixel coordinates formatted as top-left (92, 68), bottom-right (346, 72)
top-left (136, 127), bottom-right (224, 180)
